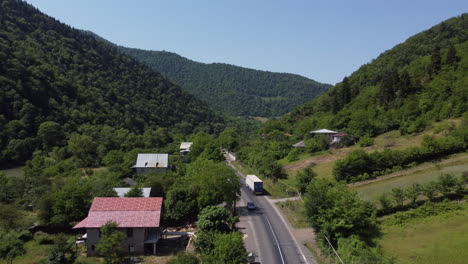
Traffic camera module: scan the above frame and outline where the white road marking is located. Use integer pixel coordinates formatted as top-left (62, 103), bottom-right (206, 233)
top-left (265, 215), bottom-right (286, 264)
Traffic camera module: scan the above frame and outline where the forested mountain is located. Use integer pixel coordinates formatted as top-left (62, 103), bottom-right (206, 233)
top-left (0, 0), bottom-right (224, 165)
top-left (275, 14), bottom-right (468, 137)
top-left (112, 45), bottom-right (331, 117)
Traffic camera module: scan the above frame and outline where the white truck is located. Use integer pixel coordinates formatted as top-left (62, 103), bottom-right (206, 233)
top-left (245, 175), bottom-right (263, 195)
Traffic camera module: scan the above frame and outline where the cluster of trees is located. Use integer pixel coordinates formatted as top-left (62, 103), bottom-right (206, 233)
top-left (194, 206), bottom-right (247, 264)
top-left (113, 46), bottom-right (331, 117)
top-left (377, 173), bottom-right (466, 213)
top-left (0, 0), bottom-right (225, 166)
top-left (263, 13), bottom-right (468, 139)
top-left (334, 122), bottom-right (468, 182)
top-left (303, 177), bottom-right (393, 264)
top-left (237, 130), bottom-right (293, 178)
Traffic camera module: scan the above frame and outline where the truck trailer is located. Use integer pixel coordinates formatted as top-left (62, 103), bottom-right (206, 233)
top-left (245, 175), bottom-right (263, 195)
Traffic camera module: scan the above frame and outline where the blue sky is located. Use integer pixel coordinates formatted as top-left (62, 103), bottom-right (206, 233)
top-left (27, 0), bottom-right (467, 84)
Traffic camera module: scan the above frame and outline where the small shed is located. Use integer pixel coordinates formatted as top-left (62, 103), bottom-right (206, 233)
top-left (292, 140), bottom-right (306, 148)
top-left (331, 132), bottom-right (348, 144)
top-left (180, 142), bottom-right (193, 154)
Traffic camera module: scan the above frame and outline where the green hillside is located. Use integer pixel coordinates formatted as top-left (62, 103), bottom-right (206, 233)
top-left (114, 46), bottom-right (331, 117)
top-left (279, 14), bottom-right (468, 138)
top-left (0, 0), bottom-right (224, 165)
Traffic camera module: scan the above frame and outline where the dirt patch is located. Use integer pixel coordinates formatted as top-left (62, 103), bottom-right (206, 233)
top-left (283, 148), bottom-right (354, 172)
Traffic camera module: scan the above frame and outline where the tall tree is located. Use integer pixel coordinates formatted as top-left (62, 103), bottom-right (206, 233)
top-left (96, 221), bottom-right (126, 264)
top-left (0, 229), bottom-right (25, 264)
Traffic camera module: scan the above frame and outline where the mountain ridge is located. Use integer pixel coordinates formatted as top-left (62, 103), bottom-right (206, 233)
top-left (0, 0), bottom-right (224, 165)
top-left (82, 31), bottom-right (331, 117)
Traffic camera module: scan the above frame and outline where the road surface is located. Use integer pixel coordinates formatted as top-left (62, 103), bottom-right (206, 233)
top-left (230, 162), bottom-right (315, 264)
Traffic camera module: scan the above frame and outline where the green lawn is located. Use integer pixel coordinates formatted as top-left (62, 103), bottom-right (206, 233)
top-left (378, 203), bottom-right (468, 264)
top-left (352, 153), bottom-right (468, 203)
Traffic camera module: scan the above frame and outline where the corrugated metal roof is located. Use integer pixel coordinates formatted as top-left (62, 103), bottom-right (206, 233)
top-left (73, 197), bottom-right (163, 229)
top-left (310, 129), bottom-right (338, 134)
top-left (293, 141), bottom-right (306, 147)
top-left (90, 197), bottom-right (162, 211)
top-left (134, 154), bottom-right (168, 168)
top-left (113, 188), bottom-right (152, 197)
top-left (180, 142), bottom-right (193, 150)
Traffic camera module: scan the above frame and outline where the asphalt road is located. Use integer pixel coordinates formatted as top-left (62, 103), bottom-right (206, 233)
top-left (231, 163), bottom-right (311, 264)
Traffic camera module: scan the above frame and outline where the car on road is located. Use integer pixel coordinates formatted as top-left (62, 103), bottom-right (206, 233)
top-left (247, 202), bottom-right (256, 210)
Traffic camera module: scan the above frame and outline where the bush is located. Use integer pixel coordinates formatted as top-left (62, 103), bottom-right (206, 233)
top-left (337, 236), bottom-right (394, 264)
top-left (286, 148), bottom-right (300, 162)
top-left (358, 136), bottom-right (374, 147)
top-left (295, 168), bottom-right (316, 194)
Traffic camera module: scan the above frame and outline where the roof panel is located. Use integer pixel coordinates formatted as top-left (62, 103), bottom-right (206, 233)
top-left (134, 154), bottom-right (168, 168)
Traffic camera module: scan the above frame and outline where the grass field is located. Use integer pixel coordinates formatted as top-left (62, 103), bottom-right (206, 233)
top-left (351, 153), bottom-right (468, 203)
top-left (275, 200), bottom-right (309, 228)
top-left (378, 202), bottom-right (468, 264)
top-left (0, 166), bottom-right (24, 178)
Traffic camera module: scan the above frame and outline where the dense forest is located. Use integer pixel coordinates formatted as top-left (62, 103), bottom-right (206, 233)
top-left (0, 0), bottom-right (225, 166)
top-left (111, 45), bottom-right (331, 117)
top-left (270, 13), bottom-right (468, 138)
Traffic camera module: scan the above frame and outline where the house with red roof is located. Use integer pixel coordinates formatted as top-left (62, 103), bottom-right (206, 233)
top-left (73, 197), bottom-right (163, 256)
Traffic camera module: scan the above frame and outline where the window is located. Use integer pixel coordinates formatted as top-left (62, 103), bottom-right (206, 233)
top-left (91, 245), bottom-right (95, 251)
top-left (127, 228), bottom-right (133, 238)
top-left (128, 245), bottom-right (135, 253)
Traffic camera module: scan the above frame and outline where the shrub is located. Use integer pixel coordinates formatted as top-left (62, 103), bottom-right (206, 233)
top-left (358, 136), bottom-right (374, 147)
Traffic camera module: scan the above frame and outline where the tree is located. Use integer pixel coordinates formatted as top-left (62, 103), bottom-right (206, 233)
top-left (437, 173), bottom-right (458, 195)
top-left (390, 188), bottom-right (405, 207)
top-left (37, 121), bottom-right (64, 150)
top-left (96, 221), bottom-right (126, 264)
top-left (202, 232), bottom-right (247, 264)
top-left (421, 181), bottom-right (439, 201)
top-left (0, 204), bottom-right (24, 230)
top-left (197, 206), bottom-right (237, 233)
top-left (303, 179), bottom-right (377, 245)
top-left (124, 186), bottom-right (143, 197)
top-left (404, 183), bottom-right (422, 206)
top-left (49, 177), bottom-right (92, 226)
top-left (377, 193), bottom-right (392, 212)
top-left (165, 186), bottom-right (199, 223)
top-left (48, 234), bottom-right (77, 264)
top-left (430, 46), bottom-right (441, 75)
top-left (295, 168), bottom-right (316, 194)
top-left (217, 128), bottom-right (240, 151)
top-left (0, 229), bottom-right (25, 264)
top-left (445, 44), bottom-right (459, 66)
top-left (185, 159), bottom-right (241, 213)
top-left (198, 143), bottom-right (224, 162)
top-left (190, 131), bottom-right (215, 159)
top-left (67, 133), bottom-right (98, 167)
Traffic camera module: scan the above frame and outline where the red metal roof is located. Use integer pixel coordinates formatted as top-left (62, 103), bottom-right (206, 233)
top-left (90, 197), bottom-right (162, 211)
top-left (73, 197), bottom-right (163, 229)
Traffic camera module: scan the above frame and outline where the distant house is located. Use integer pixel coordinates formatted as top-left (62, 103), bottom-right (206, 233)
top-left (132, 154), bottom-right (169, 175)
top-left (113, 188), bottom-right (152, 197)
top-left (179, 142), bottom-right (193, 154)
top-left (331, 132), bottom-right (348, 144)
top-left (73, 197), bottom-right (164, 256)
top-left (292, 140), bottom-right (306, 148)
